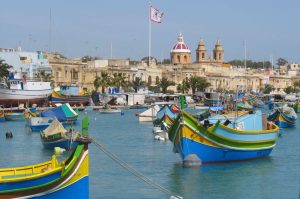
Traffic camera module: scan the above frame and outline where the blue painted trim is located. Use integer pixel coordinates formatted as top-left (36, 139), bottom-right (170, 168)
top-left (0, 171), bottom-right (61, 192)
top-left (175, 137), bottom-right (273, 163)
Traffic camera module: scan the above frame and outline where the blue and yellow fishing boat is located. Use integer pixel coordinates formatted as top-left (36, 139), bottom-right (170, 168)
top-left (4, 112), bottom-right (25, 121)
top-left (51, 90), bottom-right (90, 106)
top-left (0, 116), bottom-right (91, 198)
top-left (268, 106), bottom-right (297, 128)
top-left (40, 118), bottom-right (78, 150)
top-left (153, 105), bottom-right (178, 128)
top-left (168, 111), bottom-right (279, 164)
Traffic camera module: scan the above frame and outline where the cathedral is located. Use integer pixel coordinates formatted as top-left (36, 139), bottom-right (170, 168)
top-left (170, 34), bottom-right (224, 65)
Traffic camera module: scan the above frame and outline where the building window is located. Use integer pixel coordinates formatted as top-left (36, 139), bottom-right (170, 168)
top-left (202, 52), bottom-right (205, 59)
top-left (184, 55), bottom-right (187, 62)
top-left (177, 55), bottom-right (180, 63)
top-left (156, 76), bottom-right (159, 85)
top-left (148, 76), bottom-right (152, 85)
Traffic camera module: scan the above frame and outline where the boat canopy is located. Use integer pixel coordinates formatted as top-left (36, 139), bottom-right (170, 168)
top-left (43, 118), bottom-right (67, 137)
top-left (41, 103), bottom-right (78, 121)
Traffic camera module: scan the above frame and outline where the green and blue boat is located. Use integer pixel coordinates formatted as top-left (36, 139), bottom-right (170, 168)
top-left (168, 110), bottom-right (280, 164)
top-left (268, 106), bottom-right (297, 128)
top-left (0, 116), bottom-right (91, 198)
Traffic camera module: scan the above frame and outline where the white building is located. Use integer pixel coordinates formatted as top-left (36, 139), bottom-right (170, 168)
top-left (0, 47), bottom-right (51, 79)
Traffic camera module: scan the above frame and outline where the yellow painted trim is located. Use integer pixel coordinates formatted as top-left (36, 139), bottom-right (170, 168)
top-left (179, 124), bottom-right (220, 147)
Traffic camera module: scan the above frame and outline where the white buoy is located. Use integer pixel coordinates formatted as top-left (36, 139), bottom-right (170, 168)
top-left (170, 196), bottom-right (183, 199)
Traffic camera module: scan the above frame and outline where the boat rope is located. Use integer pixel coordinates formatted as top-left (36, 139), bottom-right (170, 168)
top-left (91, 139), bottom-right (183, 199)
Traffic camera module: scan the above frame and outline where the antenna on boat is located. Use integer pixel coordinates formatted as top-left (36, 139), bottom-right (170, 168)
top-left (244, 40), bottom-right (247, 93)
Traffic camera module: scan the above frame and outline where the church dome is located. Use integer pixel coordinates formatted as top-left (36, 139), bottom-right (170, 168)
top-left (171, 34), bottom-right (191, 53)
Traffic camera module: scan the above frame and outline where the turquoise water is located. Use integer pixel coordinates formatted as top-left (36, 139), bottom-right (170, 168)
top-left (0, 109), bottom-right (299, 199)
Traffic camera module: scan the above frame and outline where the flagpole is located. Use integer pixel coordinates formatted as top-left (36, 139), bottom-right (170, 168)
top-left (148, 1), bottom-right (151, 66)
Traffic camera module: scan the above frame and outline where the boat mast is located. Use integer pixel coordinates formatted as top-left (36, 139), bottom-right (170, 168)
top-left (49, 8), bottom-right (52, 52)
top-left (244, 40), bottom-right (247, 93)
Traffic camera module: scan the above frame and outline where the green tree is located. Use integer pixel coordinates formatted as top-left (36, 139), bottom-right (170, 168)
top-left (35, 71), bottom-right (52, 82)
top-left (93, 75), bottom-right (101, 91)
top-left (0, 59), bottom-right (12, 79)
top-left (130, 77), bottom-right (146, 92)
top-left (189, 76), bottom-right (211, 94)
top-left (100, 72), bottom-right (111, 93)
top-left (158, 77), bottom-right (175, 93)
top-left (228, 59), bottom-right (272, 69)
top-left (263, 84), bottom-right (275, 94)
top-left (284, 86), bottom-right (294, 94)
top-left (112, 73), bottom-right (128, 90)
top-left (177, 79), bottom-right (190, 94)
top-left (277, 58), bottom-right (288, 66)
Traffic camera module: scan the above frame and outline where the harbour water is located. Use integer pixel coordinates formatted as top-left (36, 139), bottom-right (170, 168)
top-left (0, 109), bottom-right (299, 199)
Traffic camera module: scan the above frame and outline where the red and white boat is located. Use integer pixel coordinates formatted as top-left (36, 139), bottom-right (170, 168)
top-left (0, 79), bottom-right (52, 107)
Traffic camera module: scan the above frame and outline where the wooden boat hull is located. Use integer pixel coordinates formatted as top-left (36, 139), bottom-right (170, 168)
top-left (42, 138), bottom-right (77, 150)
top-left (0, 144), bottom-right (89, 199)
top-left (268, 110), bottom-right (296, 128)
top-left (28, 117), bottom-right (53, 132)
top-left (51, 91), bottom-right (90, 106)
top-left (175, 137), bottom-right (273, 163)
top-left (4, 113), bottom-right (25, 121)
top-left (169, 112), bottom-right (278, 163)
top-left (0, 88), bottom-right (52, 108)
top-left (31, 124), bottom-right (50, 132)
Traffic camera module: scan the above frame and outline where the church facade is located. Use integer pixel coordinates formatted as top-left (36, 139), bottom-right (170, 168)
top-left (170, 34), bottom-right (225, 66)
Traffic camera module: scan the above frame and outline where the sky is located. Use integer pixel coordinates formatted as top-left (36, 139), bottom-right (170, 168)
top-left (1, 0), bottom-right (300, 64)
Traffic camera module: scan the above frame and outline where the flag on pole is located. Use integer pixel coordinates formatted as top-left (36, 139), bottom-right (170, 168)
top-left (150, 5), bottom-right (164, 23)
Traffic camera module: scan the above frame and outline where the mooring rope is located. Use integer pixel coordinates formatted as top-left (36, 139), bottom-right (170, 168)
top-left (92, 139), bottom-right (183, 199)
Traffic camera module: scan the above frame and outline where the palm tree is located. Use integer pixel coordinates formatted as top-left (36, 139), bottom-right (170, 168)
top-left (112, 73), bottom-right (128, 90)
top-left (130, 77), bottom-right (145, 92)
top-left (99, 72), bottom-right (111, 93)
top-left (0, 59), bottom-right (12, 79)
top-left (159, 77), bottom-right (175, 93)
top-left (189, 76), bottom-right (211, 94)
top-left (93, 75), bottom-right (101, 91)
top-left (177, 79), bottom-right (190, 94)
top-left (35, 71), bottom-right (52, 81)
